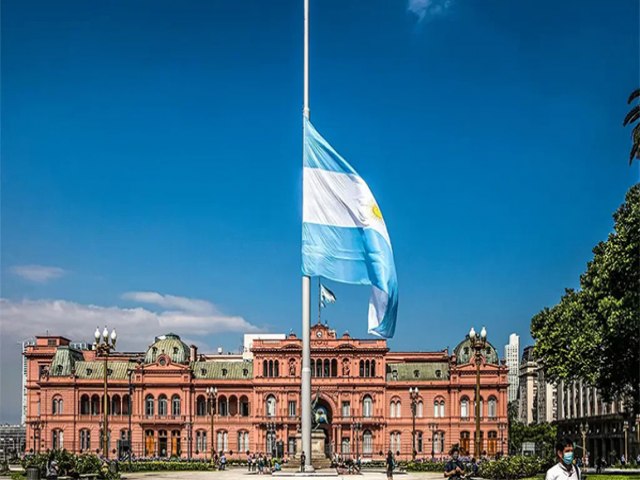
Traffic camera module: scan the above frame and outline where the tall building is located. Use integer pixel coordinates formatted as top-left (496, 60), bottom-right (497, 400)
top-left (517, 346), bottom-right (557, 425)
top-left (24, 324), bottom-right (509, 460)
top-left (504, 334), bottom-right (519, 403)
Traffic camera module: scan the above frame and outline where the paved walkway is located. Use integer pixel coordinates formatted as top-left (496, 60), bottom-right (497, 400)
top-left (123, 469), bottom-right (444, 480)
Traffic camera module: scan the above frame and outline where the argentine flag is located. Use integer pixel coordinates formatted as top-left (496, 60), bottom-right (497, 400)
top-left (302, 118), bottom-right (398, 338)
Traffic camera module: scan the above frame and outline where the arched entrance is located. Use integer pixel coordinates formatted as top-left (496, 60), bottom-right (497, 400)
top-left (312, 397), bottom-right (333, 457)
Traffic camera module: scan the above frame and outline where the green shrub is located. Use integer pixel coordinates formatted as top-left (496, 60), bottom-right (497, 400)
top-left (479, 455), bottom-right (544, 480)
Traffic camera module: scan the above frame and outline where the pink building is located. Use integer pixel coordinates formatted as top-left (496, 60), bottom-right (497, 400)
top-left (25, 324), bottom-right (508, 460)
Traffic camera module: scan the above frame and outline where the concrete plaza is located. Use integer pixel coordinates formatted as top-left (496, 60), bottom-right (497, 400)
top-left (122, 469), bottom-right (444, 480)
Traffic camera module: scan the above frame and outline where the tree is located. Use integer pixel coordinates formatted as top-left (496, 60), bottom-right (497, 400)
top-left (530, 184), bottom-right (640, 414)
top-left (623, 88), bottom-right (640, 164)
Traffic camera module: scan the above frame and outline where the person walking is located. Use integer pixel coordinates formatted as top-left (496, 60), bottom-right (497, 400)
top-left (45, 452), bottom-right (59, 480)
top-left (545, 438), bottom-right (581, 480)
top-left (444, 447), bottom-right (464, 480)
top-left (386, 450), bottom-right (395, 480)
top-left (300, 451), bottom-right (306, 472)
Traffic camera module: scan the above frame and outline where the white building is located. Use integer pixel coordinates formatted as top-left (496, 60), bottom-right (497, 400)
top-left (504, 333), bottom-right (519, 403)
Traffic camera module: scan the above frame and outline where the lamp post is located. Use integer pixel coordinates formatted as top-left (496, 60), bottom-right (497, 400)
top-left (623, 420), bottom-right (629, 464)
top-left (94, 326), bottom-right (117, 459)
top-left (409, 387), bottom-right (419, 460)
top-left (29, 420), bottom-right (43, 454)
top-left (498, 422), bottom-right (507, 457)
top-left (469, 326), bottom-right (487, 458)
top-left (429, 422), bottom-right (438, 461)
top-left (353, 421), bottom-right (362, 461)
top-left (580, 423), bottom-right (589, 465)
top-left (206, 387), bottom-right (217, 466)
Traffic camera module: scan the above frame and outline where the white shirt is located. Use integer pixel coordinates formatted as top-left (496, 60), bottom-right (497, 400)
top-left (546, 463), bottom-right (580, 480)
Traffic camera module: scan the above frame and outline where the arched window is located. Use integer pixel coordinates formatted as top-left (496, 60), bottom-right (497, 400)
top-left (362, 395), bottom-right (373, 418)
top-left (196, 430), bottom-right (207, 455)
top-left (196, 395), bottom-right (207, 416)
top-left (268, 360), bottom-right (274, 377)
top-left (371, 360), bottom-right (376, 377)
top-left (145, 394), bottom-right (154, 417)
top-left (365, 360), bottom-right (371, 377)
top-left (323, 359), bottom-right (330, 377)
top-left (460, 397), bottom-right (469, 418)
top-left (359, 360), bottom-right (365, 377)
top-left (219, 395), bottom-right (228, 417)
top-left (416, 431), bottom-right (423, 453)
top-left (488, 396), bottom-right (497, 418)
top-left (363, 430), bottom-right (373, 454)
top-left (80, 395), bottom-right (90, 415)
top-left (434, 398), bottom-right (441, 418)
top-left (390, 432), bottom-right (401, 454)
top-left (389, 401), bottom-right (396, 418)
top-left (122, 394), bottom-right (130, 415)
top-left (316, 359), bottom-right (323, 378)
top-left (229, 395), bottom-right (238, 416)
top-left (240, 395), bottom-right (250, 417)
top-left (331, 359), bottom-right (338, 377)
top-left (310, 359), bottom-right (316, 377)
top-left (172, 395), bottom-right (181, 416)
top-left (217, 430), bottom-right (228, 452)
top-left (238, 430), bottom-right (249, 452)
top-left (158, 394), bottom-right (168, 416)
top-left (433, 431), bottom-right (445, 454)
top-left (263, 360), bottom-right (268, 376)
top-left (417, 400), bottom-right (424, 418)
top-left (395, 400), bottom-right (401, 418)
top-left (111, 394), bottom-right (121, 415)
top-left (52, 429), bottom-right (63, 450)
top-left (79, 429), bottom-right (91, 451)
top-left (52, 397), bottom-right (63, 415)
top-left (91, 394), bottom-right (100, 415)
top-left (274, 360), bottom-right (279, 377)
top-left (266, 395), bottom-right (276, 417)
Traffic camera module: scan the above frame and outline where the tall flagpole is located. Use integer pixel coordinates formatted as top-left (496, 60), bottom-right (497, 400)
top-left (301, 0), bottom-right (313, 471)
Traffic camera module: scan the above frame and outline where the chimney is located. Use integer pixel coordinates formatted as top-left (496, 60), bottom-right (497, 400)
top-left (189, 345), bottom-right (198, 362)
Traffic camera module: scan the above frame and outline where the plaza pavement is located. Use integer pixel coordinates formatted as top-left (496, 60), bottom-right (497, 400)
top-left (122, 468), bottom-right (444, 480)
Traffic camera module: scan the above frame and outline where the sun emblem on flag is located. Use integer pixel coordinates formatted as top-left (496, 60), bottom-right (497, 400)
top-left (372, 203), bottom-right (383, 220)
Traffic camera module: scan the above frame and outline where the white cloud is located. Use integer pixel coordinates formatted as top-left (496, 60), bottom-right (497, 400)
top-left (407, 0), bottom-right (453, 22)
top-left (10, 265), bottom-right (66, 283)
top-left (122, 291), bottom-right (215, 315)
top-left (0, 294), bottom-right (262, 352)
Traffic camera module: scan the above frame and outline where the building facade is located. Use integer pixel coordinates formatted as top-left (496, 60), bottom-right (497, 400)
top-left (504, 334), bottom-right (519, 404)
top-left (517, 346), bottom-right (557, 425)
top-left (24, 324), bottom-right (509, 461)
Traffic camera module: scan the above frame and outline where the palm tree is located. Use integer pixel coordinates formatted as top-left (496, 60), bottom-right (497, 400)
top-left (623, 88), bottom-right (640, 165)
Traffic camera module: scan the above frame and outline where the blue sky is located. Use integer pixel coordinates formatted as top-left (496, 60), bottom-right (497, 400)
top-left (1, 0), bottom-right (638, 422)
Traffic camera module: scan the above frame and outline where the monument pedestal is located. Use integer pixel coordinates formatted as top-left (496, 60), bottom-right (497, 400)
top-left (288, 430), bottom-right (332, 470)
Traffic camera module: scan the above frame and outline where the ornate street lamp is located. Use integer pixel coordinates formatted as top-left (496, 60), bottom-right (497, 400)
top-left (353, 421), bottom-right (362, 461)
top-left (498, 422), bottom-right (507, 457)
top-left (469, 326), bottom-right (487, 458)
top-left (29, 420), bottom-right (43, 454)
top-left (95, 326), bottom-right (117, 459)
top-left (409, 387), bottom-right (419, 460)
top-left (580, 422), bottom-right (589, 464)
top-left (429, 422), bottom-right (438, 460)
top-left (206, 387), bottom-right (217, 466)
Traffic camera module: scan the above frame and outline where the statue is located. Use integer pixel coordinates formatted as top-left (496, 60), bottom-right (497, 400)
top-left (311, 389), bottom-right (328, 431)
top-left (342, 359), bottom-right (350, 376)
top-left (289, 359), bottom-right (296, 376)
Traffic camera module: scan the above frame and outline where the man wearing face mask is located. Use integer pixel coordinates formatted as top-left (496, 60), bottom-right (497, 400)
top-left (444, 447), bottom-right (464, 480)
top-left (546, 438), bottom-right (581, 480)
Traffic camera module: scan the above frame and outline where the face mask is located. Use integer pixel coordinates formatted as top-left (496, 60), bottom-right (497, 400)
top-left (452, 453), bottom-right (459, 460)
top-left (562, 452), bottom-right (574, 465)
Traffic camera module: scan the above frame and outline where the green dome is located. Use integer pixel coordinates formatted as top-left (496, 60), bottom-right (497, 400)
top-left (453, 336), bottom-right (499, 365)
top-left (145, 333), bottom-right (190, 364)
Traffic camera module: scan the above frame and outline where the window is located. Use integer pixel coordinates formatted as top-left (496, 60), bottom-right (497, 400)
top-left (341, 437), bottom-right (351, 455)
top-left (158, 395), bottom-right (168, 416)
top-left (217, 430), bottom-right (228, 452)
top-left (414, 369), bottom-right (420, 378)
top-left (475, 398), bottom-right (484, 418)
top-left (91, 394), bottom-right (100, 415)
top-left (460, 397), bottom-right (469, 418)
top-left (52, 429), bottom-right (63, 450)
top-left (435, 369), bottom-right (442, 378)
top-left (145, 395), bottom-right (154, 417)
top-left (362, 395), bottom-right (373, 418)
top-left (390, 400), bottom-right (401, 418)
top-left (488, 397), bottom-right (497, 418)
top-left (238, 431), bottom-right (249, 452)
top-left (196, 395), bottom-right (207, 416)
top-left (434, 399), bottom-right (445, 418)
top-left (240, 396), bottom-right (250, 417)
top-left (324, 359), bottom-right (330, 377)
top-left (266, 395), bottom-right (276, 417)
top-left (196, 431), bottom-right (207, 454)
top-left (172, 395), bottom-right (181, 416)
top-left (52, 397), bottom-right (63, 415)
top-left (416, 431), bottom-right (423, 453)
top-left (433, 431), bottom-right (445, 454)
top-left (222, 368), bottom-right (228, 377)
top-left (122, 394), bottom-right (130, 415)
top-left (219, 396), bottom-right (228, 417)
top-left (80, 429), bottom-right (91, 451)
top-left (80, 395), bottom-right (90, 415)
top-left (460, 431), bottom-right (470, 455)
top-left (111, 394), bottom-right (121, 415)
top-left (390, 432), bottom-right (401, 454)
top-left (417, 400), bottom-right (424, 418)
top-left (288, 400), bottom-right (297, 417)
top-left (342, 401), bottom-right (351, 418)
top-left (331, 359), bottom-right (338, 377)
top-left (363, 430), bottom-right (373, 454)
top-left (488, 431), bottom-right (498, 456)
